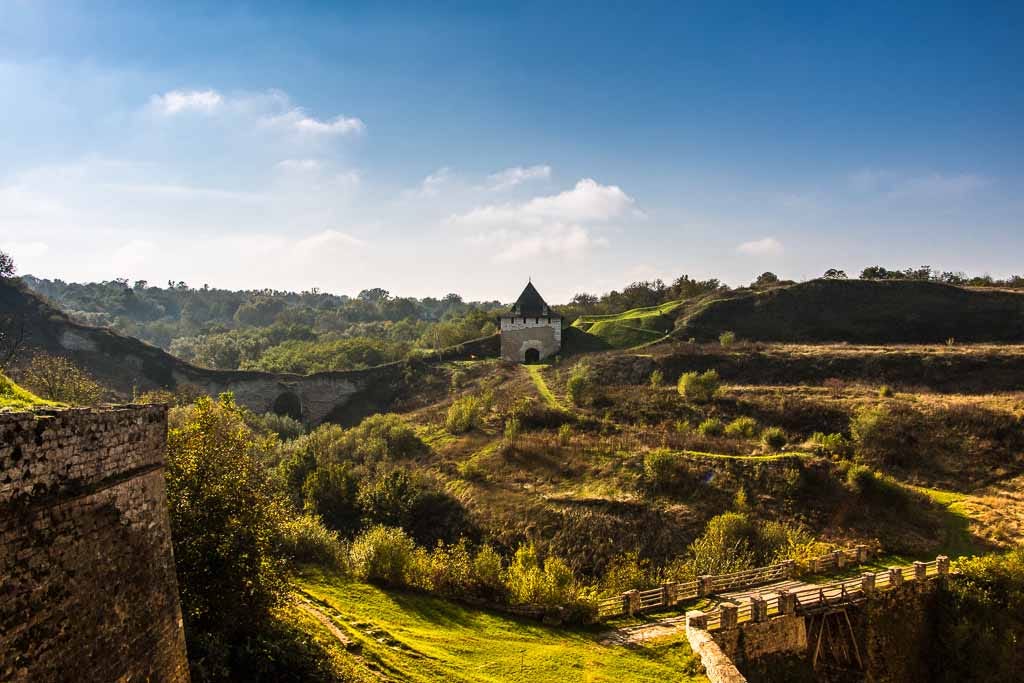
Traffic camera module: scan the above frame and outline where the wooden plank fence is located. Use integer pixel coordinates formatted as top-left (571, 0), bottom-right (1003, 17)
top-left (597, 546), bottom-right (871, 620)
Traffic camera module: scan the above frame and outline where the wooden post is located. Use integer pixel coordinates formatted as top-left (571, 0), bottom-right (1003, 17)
top-left (856, 544), bottom-right (870, 563)
top-left (779, 589), bottom-right (796, 615)
top-left (914, 561), bottom-right (927, 581)
top-left (685, 610), bottom-right (708, 630)
top-left (835, 549), bottom-right (846, 570)
top-left (697, 575), bottom-right (714, 597)
top-left (750, 594), bottom-right (768, 623)
top-left (861, 572), bottom-right (876, 595)
top-left (663, 582), bottom-right (678, 606)
top-left (719, 602), bottom-right (738, 630)
top-left (889, 567), bottom-right (903, 587)
top-left (783, 559), bottom-right (797, 579)
top-left (937, 555), bottom-right (950, 577)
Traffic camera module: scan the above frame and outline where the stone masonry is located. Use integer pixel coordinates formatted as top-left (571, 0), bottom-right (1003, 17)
top-left (0, 406), bottom-right (189, 683)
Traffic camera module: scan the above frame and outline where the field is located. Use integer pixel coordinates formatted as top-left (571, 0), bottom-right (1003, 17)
top-left (292, 567), bottom-right (705, 683)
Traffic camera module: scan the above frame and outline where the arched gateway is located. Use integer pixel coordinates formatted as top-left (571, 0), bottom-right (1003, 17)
top-left (499, 281), bottom-right (562, 363)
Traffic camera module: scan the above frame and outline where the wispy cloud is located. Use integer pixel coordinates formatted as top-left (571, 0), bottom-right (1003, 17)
top-left (486, 164), bottom-right (551, 191)
top-left (149, 89), bottom-right (224, 115)
top-left (848, 169), bottom-right (989, 199)
top-left (264, 110), bottom-right (365, 136)
top-left (406, 167), bottom-right (454, 199)
top-left (737, 237), bottom-right (784, 255)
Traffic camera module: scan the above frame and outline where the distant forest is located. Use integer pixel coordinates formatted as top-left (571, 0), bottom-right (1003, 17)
top-left (21, 264), bottom-right (1024, 373)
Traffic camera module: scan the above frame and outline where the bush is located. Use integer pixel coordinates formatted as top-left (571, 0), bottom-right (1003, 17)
top-left (719, 331), bottom-right (736, 347)
top-left (278, 514), bottom-right (348, 569)
top-left (845, 464), bottom-right (877, 495)
top-left (566, 362), bottom-right (594, 406)
top-left (643, 449), bottom-right (695, 494)
top-left (445, 395), bottom-right (483, 434)
top-left (724, 416), bottom-right (759, 439)
top-left (349, 525), bottom-right (418, 586)
top-left (471, 545), bottom-right (507, 600)
top-left (649, 369), bottom-right (664, 388)
top-left (697, 417), bottom-right (724, 437)
top-left (19, 352), bottom-right (107, 405)
top-left (601, 551), bottom-right (654, 595)
top-left (878, 384), bottom-right (894, 398)
top-left (505, 543), bottom-right (587, 610)
top-left (850, 403), bottom-right (929, 468)
top-left (678, 369), bottom-right (721, 403)
top-left (503, 416), bottom-right (521, 445)
top-left (761, 427), bottom-right (787, 450)
top-left (810, 431), bottom-right (852, 458)
top-left (558, 423), bottom-right (573, 446)
top-left (255, 412), bottom-right (305, 441)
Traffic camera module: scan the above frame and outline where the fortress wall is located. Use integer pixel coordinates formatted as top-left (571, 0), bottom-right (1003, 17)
top-left (0, 406), bottom-right (189, 683)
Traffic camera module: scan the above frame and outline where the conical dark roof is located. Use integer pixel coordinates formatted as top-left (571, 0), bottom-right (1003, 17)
top-left (505, 281), bottom-right (561, 318)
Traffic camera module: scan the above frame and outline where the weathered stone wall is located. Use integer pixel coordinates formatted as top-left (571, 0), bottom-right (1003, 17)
top-left (500, 322), bottom-right (561, 362)
top-left (0, 406), bottom-right (189, 683)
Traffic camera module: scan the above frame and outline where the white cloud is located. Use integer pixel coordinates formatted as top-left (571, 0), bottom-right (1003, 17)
top-left (277, 159), bottom-right (323, 171)
top-left (450, 178), bottom-right (635, 262)
top-left (149, 89), bottom-right (224, 115)
top-left (487, 164), bottom-right (552, 191)
top-left (848, 169), bottom-right (988, 199)
top-left (294, 229), bottom-right (366, 251)
top-left (407, 167), bottom-right (453, 199)
top-left (737, 237), bottom-right (784, 255)
top-left (265, 110), bottom-right (365, 136)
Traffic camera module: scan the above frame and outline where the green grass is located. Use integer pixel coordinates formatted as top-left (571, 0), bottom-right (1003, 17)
top-left (294, 567), bottom-right (706, 683)
top-left (674, 449), bottom-right (814, 462)
top-left (901, 483), bottom-right (984, 558)
top-left (572, 300), bottom-right (684, 349)
top-left (525, 365), bottom-right (565, 410)
top-left (0, 372), bottom-right (56, 409)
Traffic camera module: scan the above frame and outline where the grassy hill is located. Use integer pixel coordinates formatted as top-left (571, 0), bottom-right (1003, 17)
top-left (0, 372), bottom-right (55, 409)
top-left (293, 567), bottom-right (705, 683)
top-left (673, 279), bottom-right (1024, 343)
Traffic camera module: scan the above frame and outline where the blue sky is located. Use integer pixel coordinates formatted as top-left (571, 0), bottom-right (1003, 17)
top-left (1, 1), bottom-right (1021, 302)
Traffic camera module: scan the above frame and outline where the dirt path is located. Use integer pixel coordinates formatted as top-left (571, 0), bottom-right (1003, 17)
top-left (296, 595), bottom-right (354, 650)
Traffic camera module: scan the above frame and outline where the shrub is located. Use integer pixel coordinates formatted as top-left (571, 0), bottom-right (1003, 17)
top-left (254, 412), bottom-right (305, 441)
top-left (810, 431), bottom-right (852, 458)
top-left (427, 540), bottom-right (473, 596)
top-left (505, 543), bottom-right (586, 609)
top-left (845, 464), bottom-right (877, 495)
top-left (349, 525), bottom-right (418, 586)
top-left (347, 413), bottom-right (426, 462)
top-left (445, 395), bottom-right (483, 434)
top-left (724, 416), bottom-right (759, 439)
top-left (719, 331), bottom-right (736, 347)
top-left (878, 384), bottom-right (894, 398)
top-left (566, 362), bottom-right (594, 406)
top-left (733, 487), bottom-right (750, 511)
top-left (558, 423), bottom-right (573, 446)
top-left (697, 417), bottom-right (724, 437)
top-left (471, 545), bottom-right (507, 599)
top-left (674, 419), bottom-right (692, 435)
top-left (678, 370), bottom-right (721, 403)
top-left (601, 551), bottom-right (654, 595)
top-left (649, 369), bottom-right (664, 388)
top-left (688, 512), bottom-right (758, 575)
top-left (643, 449), bottom-right (691, 494)
top-left (850, 403), bottom-right (929, 468)
top-left (761, 427), bottom-right (787, 450)
top-left (278, 513), bottom-right (348, 569)
top-left (302, 462), bottom-right (361, 536)
top-left (19, 352), bottom-right (107, 405)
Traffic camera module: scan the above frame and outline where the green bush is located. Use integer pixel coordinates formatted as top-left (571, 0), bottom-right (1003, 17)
top-left (724, 416), bottom-right (759, 439)
top-left (878, 384), bottom-right (894, 398)
top-left (504, 543), bottom-right (588, 610)
top-left (471, 545), bottom-right (507, 600)
top-left (761, 427), bottom-right (787, 450)
top-left (678, 369), bottom-right (721, 403)
top-left (349, 525), bottom-right (418, 586)
top-left (503, 416), bottom-right (521, 445)
top-left (566, 362), bottom-right (594, 406)
top-left (558, 423), bottom-right (573, 446)
top-left (253, 411), bottom-right (305, 440)
top-left (810, 431), bottom-right (852, 458)
top-left (643, 449), bottom-right (693, 494)
top-left (850, 403), bottom-right (929, 468)
top-left (697, 417), bottom-right (724, 437)
top-left (718, 331), bottom-right (736, 347)
top-left (600, 551), bottom-right (655, 595)
top-left (845, 464), bottom-right (877, 495)
top-left (445, 395), bottom-right (484, 434)
top-left (278, 513), bottom-right (348, 569)
top-left (649, 369), bottom-right (664, 388)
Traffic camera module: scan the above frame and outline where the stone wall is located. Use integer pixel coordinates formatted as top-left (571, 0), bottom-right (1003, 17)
top-left (0, 406), bottom-right (189, 683)
top-left (500, 319), bottom-right (561, 362)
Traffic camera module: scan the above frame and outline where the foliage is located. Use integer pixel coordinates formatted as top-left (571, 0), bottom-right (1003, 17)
top-left (643, 449), bottom-right (697, 495)
top-left (557, 423), bottom-right (573, 446)
top-left (165, 394), bottom-right (291, 680)
top-left (677, 369), bottom-right (721, 403)
top-left (566, 362), bottom-right (594, 406)
top-left (303, 462), bottom-right (362, 536)
top-left (445, 394), bottom-right (485, 434)
top-left (251, 411), bottom-right (306, 440)
top-left (687, 511), bottom-right (817, 576)
top-left (0, 249), bottom-right (14, 279)
top-left (930, 548), bottom-right (1024, 682)
top-left (357, 468), bottom-right (473, 546)
top-left (649, 368), bottom-right (664, 387)
top-left (503, 415), bottom-right (521, 445)
top-left (809, 431), bottom-right (852, 458)
top-left (600, 550), bottom-right (655, 595)
top-left (761, 426), bottom-right (788, 450)
top-left (697, 417), bottom-right (724, 437)
top-left (850, 403), bottom-right (928, 468)
top-left (718, 330), bottom-right (737, 346)
top-left (278, 513), bottom-right (348, 570)
top-left (349, 525), bottom-right (419, 586)
top-left (504, 543), bottom-right (590, 610)
top-left (753, 272), bottom-right (780, 287)
top-left (878, 384), bottom-right (894, 398)
top-left (19, 352), bottom-right (107, 405)
top-left (0, 371), bottom-right (55, 409)
top-left (724, 416), bottom-right (759, 439)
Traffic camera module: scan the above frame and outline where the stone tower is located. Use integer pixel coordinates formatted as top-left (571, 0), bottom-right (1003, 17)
top-left (500, 281), bottom-right (562, 362)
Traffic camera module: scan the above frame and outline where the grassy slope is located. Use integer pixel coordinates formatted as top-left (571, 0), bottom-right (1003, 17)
top-left (572, 300), bottom-right (687, 349)
top-left (295, 567), bottom-right (706, 683)
top-left (0, 372), bottom-right (55, 409)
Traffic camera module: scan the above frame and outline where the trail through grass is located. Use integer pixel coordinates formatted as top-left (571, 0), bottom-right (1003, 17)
top-left (295, 567), bottom-right (706, 683)
top-left (525, 365), bottom-right (565, 410)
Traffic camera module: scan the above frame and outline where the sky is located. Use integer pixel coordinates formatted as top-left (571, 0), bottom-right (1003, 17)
top-left (1, 1), bottom-right (1022, 303)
